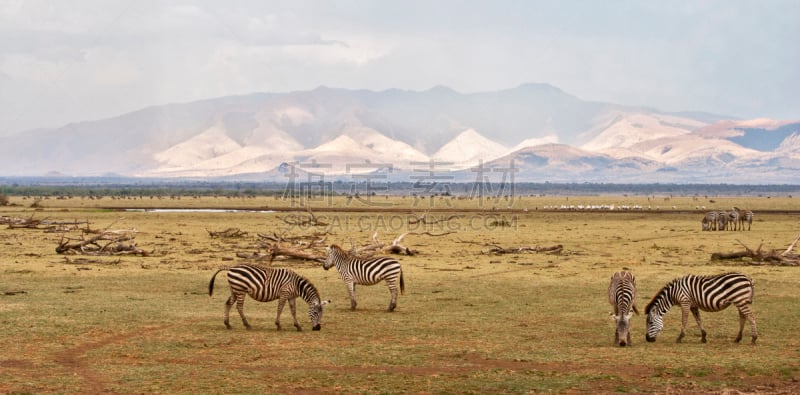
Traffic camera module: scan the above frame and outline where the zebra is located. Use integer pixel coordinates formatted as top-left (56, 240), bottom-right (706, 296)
top-left (608, 271), bottom-right (639, 346)
top-left (323, 244), bottom-right (405, 312)
top-left (734, 207), bottom-right (753, 231)
top-left (716, 210), bottom-right (728, 231)
top-left (726, 209), bottom-right (740, 231)
top-left (701, 211), bottom-right (717, 231)
top-left (209, 264), bottom-right (330, 331)
top-left (644, 272), bottom-right (757, 344)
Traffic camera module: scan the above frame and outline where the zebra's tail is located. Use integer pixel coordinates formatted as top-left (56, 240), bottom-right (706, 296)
top-left (399, 270), bottom-right (405, 295)
top-left (208, 268), bottom-right (227, 297)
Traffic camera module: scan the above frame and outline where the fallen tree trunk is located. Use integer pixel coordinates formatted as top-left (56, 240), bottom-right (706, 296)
top-left (56, 231), bottom-right (149, 256)
top-left (710, 234), bottom-right (800, 266)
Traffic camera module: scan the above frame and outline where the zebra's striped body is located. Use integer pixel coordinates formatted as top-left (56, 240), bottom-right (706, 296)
top-left (734, 207), bottom-right (753, 231)
top-left (726, 210), bottom-right (740, 231)
top-left (701, 211), bottom-right (717, 231)
top-left (608, 271), bottom-right (639, 346)
top-left (209, 264), bottom-right (330, 331)
top-left (324, 244), bottom-right (405, 311)
top-left (716, 210), bottom-right (728, 231)
top-left (645, 272), bottom-right (757, 344)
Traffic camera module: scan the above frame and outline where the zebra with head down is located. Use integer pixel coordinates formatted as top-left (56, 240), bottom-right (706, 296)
top-left (608, 271), bottom-right (639, 346)
top-left (209, 264), bottom-right (330, 331)
top-left (645, 272), bottom-right (757, 344)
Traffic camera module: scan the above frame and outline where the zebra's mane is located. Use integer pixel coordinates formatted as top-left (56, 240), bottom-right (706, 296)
top-left (644, 278), bottom-right (681, 314)
top-left (297, 275), bottom-right (321, 304)
top-left (329, 244), bottom-right (351, 257)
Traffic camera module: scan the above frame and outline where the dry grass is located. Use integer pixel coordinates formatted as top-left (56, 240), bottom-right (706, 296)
top-left (1, 195), bottom-right (798, 394)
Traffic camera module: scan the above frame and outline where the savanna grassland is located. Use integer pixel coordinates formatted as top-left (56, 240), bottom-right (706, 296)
top-left (1, 194), bottom-right (799, 394)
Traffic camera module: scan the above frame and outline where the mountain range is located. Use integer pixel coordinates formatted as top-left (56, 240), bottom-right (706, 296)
top-left (1, 83), bottom-right (798, 183)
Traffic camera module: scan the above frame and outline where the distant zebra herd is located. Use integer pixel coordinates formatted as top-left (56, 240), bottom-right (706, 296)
top-left (609, 271), bottom-right (758, 346)
top-left (701, 207), bottom-right (753, 231)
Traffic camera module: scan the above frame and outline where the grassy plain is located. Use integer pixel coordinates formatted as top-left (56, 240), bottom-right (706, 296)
top-left (1, 194), bottom-right (799, 394)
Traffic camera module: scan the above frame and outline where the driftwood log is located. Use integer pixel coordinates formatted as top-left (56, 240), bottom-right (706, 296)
top-left (710, 235), bottom-right (800, 266)
top-left (56, 230), bottom-right (149, 256)
top-left (459, 240), bottom-right (563, 255)
top-left (207, 227), bottom-right (248, 238)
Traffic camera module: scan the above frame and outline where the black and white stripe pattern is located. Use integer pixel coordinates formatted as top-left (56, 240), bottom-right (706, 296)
top-left (209, 264), bottom-right (330, 331)
top-left (324, 244), bottom-right (405, 311)
top-left (716, 210), bottom-right (728, 231)
top-left (645, 272), bottom-right (757, 344)
top-left (726, 210), bottom-right (740, 231)
top-left (701, 211), bottom-right (717, 231)
top-left (734, 207), bottom-right (754, 231)
top-left (608, 271), bottom-right (639, 346)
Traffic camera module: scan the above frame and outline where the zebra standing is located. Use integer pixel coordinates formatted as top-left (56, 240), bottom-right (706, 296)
top-left (323, 244), bottom-right (405, 311)
top-left (645, 272), bottom-right (757, 344)
top-left (608, 271), bottom-right (639, 346)
top-left (726, 209), bottom-right (740, 231)
top-left (734, 207), bottom-right (754, 231)
top-left (716, 210), bottom-right (728, 231)
top-left (209, 264), bottom-right (330, 331)
top-left (701, 211), bottom-right (717, 231)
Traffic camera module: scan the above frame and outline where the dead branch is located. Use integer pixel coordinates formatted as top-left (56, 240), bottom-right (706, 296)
top-left (711, 234), bottom-right (800, 266)
top-left (353, 231), bottom-right (417, 256)
top-left (207, 227), bottom-right (248, 238)
top-left (458, 239), bottom-right (563, 255)
top-left (56, 231), bottom-right (150, 256)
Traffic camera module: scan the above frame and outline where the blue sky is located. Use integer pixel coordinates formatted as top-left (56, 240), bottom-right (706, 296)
top-left (0, 0), bottom-right (797, 135)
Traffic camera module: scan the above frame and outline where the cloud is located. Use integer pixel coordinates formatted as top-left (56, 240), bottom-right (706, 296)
top-left (0, 0), bottom-right (797, 136)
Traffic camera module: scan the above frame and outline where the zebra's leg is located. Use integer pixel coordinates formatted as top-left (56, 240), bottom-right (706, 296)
top-left (224, 295), bottom-right (236, 329)
top-left (690, 306), bottom-right (707, 343)
top-left (234, 294), bottom-right (251, 330)
top-left (288, 298), bottom-right (301, 331)
top-left (347, 282), bottom-right (357, 310)
top-left (748, 312), bottom-right (758, 344)
top-left (737, 308), bottom-right (758, 344)
top-left (387, 281), bottom-right (398, 312)
top-left (677, 303), bottom-right (690, 343)
top-left (275, 298), bottom-right (285, 330)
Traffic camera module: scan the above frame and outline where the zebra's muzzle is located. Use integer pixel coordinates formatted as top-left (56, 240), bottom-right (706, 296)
top-left (645, 335), bottom-right (656, 343)
top-left (312, 324), bottom-right (321, 331)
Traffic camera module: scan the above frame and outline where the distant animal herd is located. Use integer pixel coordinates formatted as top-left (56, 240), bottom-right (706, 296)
top-left (701, 207), bottom-right (754, 231)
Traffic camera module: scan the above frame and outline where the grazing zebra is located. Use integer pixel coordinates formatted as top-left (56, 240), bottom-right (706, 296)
top-left (209, 264), bottom-right (330, 331)
top-left (324, 244), bottom-right (405, 311)
top-left (645, 272), bottom-right (757, 344)
top-left (608, 271), bottom-right (639, 346)
top-left (701, 211), bottom-right (718, 231)
top-left (734, 207), bottom-right (754, 231)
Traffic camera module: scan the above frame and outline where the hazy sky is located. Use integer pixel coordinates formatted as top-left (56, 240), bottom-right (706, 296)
top-left (1, 0), bottom-right (797, 135)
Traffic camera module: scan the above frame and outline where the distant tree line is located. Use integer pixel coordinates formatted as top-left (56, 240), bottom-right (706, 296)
top-left (1, 179), bottom-right (798, 198)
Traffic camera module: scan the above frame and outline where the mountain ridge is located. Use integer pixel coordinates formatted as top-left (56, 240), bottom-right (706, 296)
top-left (0, 84), bottom-right (798, 183)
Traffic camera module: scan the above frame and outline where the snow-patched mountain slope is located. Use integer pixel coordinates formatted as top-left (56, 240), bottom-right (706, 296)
top-left (153, 126), bottom-right (242, 167)
top-left (340, 122), bottom-right (429, 163)
top-left (581, 113), bottom-right (704, 152)
top-left (433, 129), bottom-right (508, 165)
